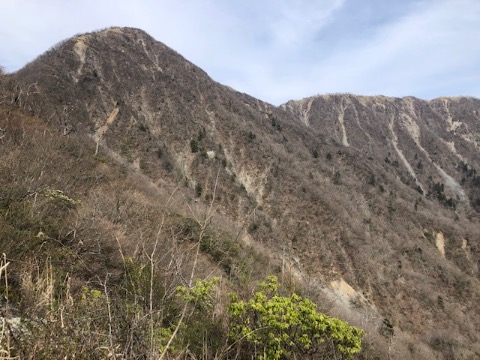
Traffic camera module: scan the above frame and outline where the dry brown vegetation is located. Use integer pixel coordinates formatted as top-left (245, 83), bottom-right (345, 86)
top-left (0, 98), bottom-right (369, 359)
top-left (1, 27), bottom-right (480, 359)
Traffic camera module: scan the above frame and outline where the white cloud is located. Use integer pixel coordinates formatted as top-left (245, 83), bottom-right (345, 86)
top-left (266, 0), bottom-right (345, 48)
top-left (252, 0), bottom-right (480, 102)
top-left (0, 0), bottom-right (479, 104)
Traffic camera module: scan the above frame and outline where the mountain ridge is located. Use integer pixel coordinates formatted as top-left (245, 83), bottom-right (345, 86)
top-left (3, 26), bottom-right (480, 359)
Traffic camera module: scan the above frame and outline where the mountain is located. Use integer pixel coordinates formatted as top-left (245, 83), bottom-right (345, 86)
top-left (2, 27), bottom-right (479, 359)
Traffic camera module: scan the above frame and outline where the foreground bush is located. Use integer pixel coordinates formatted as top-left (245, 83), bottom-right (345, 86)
top-left (228, 275), bottom-right (364, 359)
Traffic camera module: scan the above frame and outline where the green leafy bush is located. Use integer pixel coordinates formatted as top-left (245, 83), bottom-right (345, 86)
top-left (228, 275), bottom-right (364, 359)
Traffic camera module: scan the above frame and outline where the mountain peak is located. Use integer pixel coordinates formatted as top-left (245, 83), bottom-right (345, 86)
top-left (73, 26), bottom-right (157, 44)
top-left (5, 28), bottom-right (480, 358)
top-left (13, 26), bottom-right (213, 129)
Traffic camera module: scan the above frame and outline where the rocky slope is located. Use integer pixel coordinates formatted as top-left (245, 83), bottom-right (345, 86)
top-left (283, 94), bottom-right (480, 210)
top-left (6, 27), bottom-right (480, 358)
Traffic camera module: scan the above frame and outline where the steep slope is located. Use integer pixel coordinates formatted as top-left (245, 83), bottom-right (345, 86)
top-left (0, 74), bottom-right (278, 358)
top-left (283, 94), bottom-right (480, 211)
top-left (7, 27), bottom-right (480, 358)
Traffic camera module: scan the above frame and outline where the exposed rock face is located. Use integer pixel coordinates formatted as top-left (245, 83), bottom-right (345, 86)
top-left (283, 94), bottom-right (480, 210)
top-left (10, 27), bottom-right (480, 358)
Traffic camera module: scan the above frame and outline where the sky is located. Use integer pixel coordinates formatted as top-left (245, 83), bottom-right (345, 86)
top-left (1, 0), bottom-right (479, 105)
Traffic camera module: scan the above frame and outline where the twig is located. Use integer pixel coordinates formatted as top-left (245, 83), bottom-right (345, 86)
top-left (101, 274), bottom-right (116, 360)
top-left (159, 174), bottom-right (220, 359)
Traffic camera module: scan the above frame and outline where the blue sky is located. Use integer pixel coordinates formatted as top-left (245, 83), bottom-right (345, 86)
top-left (1, 0), bottom-right (479, 105)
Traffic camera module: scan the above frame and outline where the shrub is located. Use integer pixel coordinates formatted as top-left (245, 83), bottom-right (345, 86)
top-left (190, 139), bottom-right (199, 153)
top-left (195, 182), bottom-right (202, 197)
top-left (228, 275), bottom-right (364, 359)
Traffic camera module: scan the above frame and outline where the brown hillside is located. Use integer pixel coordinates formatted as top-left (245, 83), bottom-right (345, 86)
top-left (2, 27), bottom-right (480, 359)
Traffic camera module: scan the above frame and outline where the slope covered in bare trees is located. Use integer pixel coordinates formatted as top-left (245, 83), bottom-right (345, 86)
top-left (1, 27), bottom-right (479, 359)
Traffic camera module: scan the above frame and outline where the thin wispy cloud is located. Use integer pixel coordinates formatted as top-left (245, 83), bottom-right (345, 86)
top-left (0, 0), bottom-right (478, 105)
top-left (313, 0), bottom-right (480, 97)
